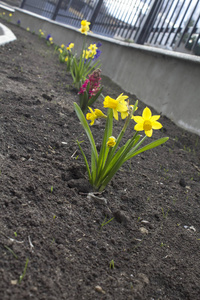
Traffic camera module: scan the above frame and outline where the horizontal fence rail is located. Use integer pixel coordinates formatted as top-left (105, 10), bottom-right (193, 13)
top-left (20, 0), bottom-right (200, 56)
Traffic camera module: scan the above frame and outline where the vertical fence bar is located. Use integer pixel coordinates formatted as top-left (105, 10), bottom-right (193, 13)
top-left (90, 0), bottom-right (104, 29)
top-left (135, 0), bottom-right (163, 44)
top-left (165, 0), bottom-right (186, 46)
top-left (157, 0), bottom-right (178, 45)
top-left (170, 0), bottom-right (193, 47)
top-left (177, 0), bottom-right (200, 47)
top-left (20, 0), bottom-right (26, 8)
top-left (185, 12), bottom-right (200, 48)
top-left (149, 0), bottom-right (169, 44)
top-left (52, 0), bottom-right (63, 20)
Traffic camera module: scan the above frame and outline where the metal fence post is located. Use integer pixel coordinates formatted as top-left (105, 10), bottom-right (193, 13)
top-left (135, 0), bottom-right (163, 45)
top-left (90, 0), bottom-right (103, 30)
top-left (52, 0), bottom-right (63, 20)
top-left (20, 0), bottom-right (26, 8)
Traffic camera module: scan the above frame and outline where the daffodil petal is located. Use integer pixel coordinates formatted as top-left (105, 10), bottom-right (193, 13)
top-left (132, 116), bottom-right (144, 123)
top-left (88, 107), bottom-right (93, 113)
top-left (152, 121), bottom-right (163, 129)
top-left (116, 93), bottom-right (129, 102)
top-left (145, 129), bottom-right (153, 137)
top-left (121, 111), bottom-right (128, 119)
top-left (150, 115), bottom-right (160, 122)
top-left (117, 102), bottom-right (127, 112)
top-left (142, 107), bottom-right (152, 120)
top-left (134, 123), bottom-right (144, 131)
top-left (113, 109), bottom-right (118, 120)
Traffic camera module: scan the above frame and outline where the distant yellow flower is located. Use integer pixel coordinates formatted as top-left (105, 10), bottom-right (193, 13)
top-left (133, 107), bottom-right (162, 137)
top-left (9, 13), bottom-right (12, 17)
top-left (61, 44), bottom-right (65, 48)
top-left (86, 107), bottom-right (106, 126)
top-left (79, 20), bottom-right (90, 35)
top-left (81, 20), bottom-right (90, 27)
top-left (103, 93), bottom-right (129, 120)
top-left (65, 56), bottom-right (68, 62)
top-left (67, 43), bottom-right (74, 51)
top-left (39, 29), bottom-right (42, 32)
top-left (26, 27), bottom-right (30, 31)
top-left (49, 37), bottom-right (53, 44)
top-left (88, 44), bottom-right (98, 52)
top-left (107, 136), bottom-right (116, 148)
top-left (58, 48), bottom-right (63, 53)
top-left (82, 49), bottom-right (90, 59)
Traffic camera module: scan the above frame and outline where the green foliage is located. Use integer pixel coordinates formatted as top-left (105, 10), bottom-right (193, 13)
top-left (74, 101), bottom-right (168, 191)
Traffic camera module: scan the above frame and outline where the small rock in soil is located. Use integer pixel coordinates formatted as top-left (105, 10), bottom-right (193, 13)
top-left (179, 178), bottom-right (186, 187)
top-left (113, 210), bottom-right (129, 226)
top-left (67, 178), bottom-right (91, 193)
top-left (95, 285), bottom-right (106, 294)
top-left (139, 227), bottom-right (149, 234)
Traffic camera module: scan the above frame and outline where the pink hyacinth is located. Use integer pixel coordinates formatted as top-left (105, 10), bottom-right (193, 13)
top-left (79, 69), bottom-right (101, 98)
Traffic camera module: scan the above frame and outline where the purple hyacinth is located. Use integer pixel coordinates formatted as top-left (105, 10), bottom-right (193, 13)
top-left (96, 42), bottom-right (102, 48)
top-left (46, 34), bottom-right (52, 41)
top-left (93, 49), bottom-right (101, 60)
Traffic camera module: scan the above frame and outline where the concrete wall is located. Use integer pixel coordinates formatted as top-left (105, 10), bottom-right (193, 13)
top-left (1, 4), bottom-right (200, 136)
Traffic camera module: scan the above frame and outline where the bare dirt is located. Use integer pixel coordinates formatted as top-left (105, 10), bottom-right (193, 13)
top-left (0, 19), bottom-right (200, 300)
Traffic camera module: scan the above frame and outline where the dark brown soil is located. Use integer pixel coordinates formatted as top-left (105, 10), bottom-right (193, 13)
top-left (0, 19), bottom-right (200, 300)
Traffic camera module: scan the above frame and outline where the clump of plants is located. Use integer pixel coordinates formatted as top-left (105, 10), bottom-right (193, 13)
top-left (74, 94), bottom-right (168, 191)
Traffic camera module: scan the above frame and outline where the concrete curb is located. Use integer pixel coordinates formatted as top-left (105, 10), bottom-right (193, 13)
top-left (0, 2), bottom-right (16, 45)
top-left (0, 22), bottom-right (16, 45)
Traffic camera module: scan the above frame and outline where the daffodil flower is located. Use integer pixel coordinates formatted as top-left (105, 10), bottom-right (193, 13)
top-left (79, 20), bottom-right (90, 35)
top-left (133, 107), bottom-right (162, 137)
top-left (107, 136), bottom-right (116, 148)
top-left (86, 107), bottom-right (106, 125)
top-left (121, 104), bottom-right (138, 119)
top-left (88, 44), bottom-right (98, 52)
top-left (67, 43), bottom-right (74, 51)
top-left (61, 44), bottom-right (65, 48)
top-left (103, 93), bottom-right (129, 120)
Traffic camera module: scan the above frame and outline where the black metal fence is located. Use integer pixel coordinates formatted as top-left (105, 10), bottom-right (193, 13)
top-left (20, 0), bottom-right (200, 56)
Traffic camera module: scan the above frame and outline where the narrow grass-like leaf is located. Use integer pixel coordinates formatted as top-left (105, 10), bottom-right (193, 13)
top-left (77, 140), bottom-right (91, 181)
top-left (74, 102), bottom-right (98, 165)
top-left (125, 137), bottom-right (169, 161)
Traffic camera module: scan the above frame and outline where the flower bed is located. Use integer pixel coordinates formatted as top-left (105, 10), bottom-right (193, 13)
top-left (0, 19), bottom-right (200, 300)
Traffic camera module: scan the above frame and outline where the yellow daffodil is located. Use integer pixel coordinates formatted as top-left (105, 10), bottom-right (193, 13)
top-left (58, 48), bottom-right (63, 53)
top-left (103, 93), bottom-right (129, 120)
top-left (133, 107), bottom-right (162, 137)
top-left (121, 104), bottom-right (138, 119)
top-left (65, 57), bottom-right (68, 62)
top-left (49, 37), bottom-right (53, 44)
top-left (82, 50), bottom-right (90, 59)
top-left (81, 20), bottom-right (90, 27)
top-left (61, 44), bottom-right (65, 48)
top-left (66, 43), bottom-right (74, 51)
top-left (107, 136), bottom-right (116, 148)
top-left (79, 20), bottom-right (90, 35)
top-left (88, 44), bottom-right (98, 52)
top-left (86, 107), bottom-right (106, 126)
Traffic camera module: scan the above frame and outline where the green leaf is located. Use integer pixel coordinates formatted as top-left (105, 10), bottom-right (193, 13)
top-left (74, 102), bottom-right (98, 168)
top-left (125, 137), bottom-right (169, 161)
top-left (96, 108), bottom-right (113, 183)
top-left (77, 140), bottom-right (91, 181)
